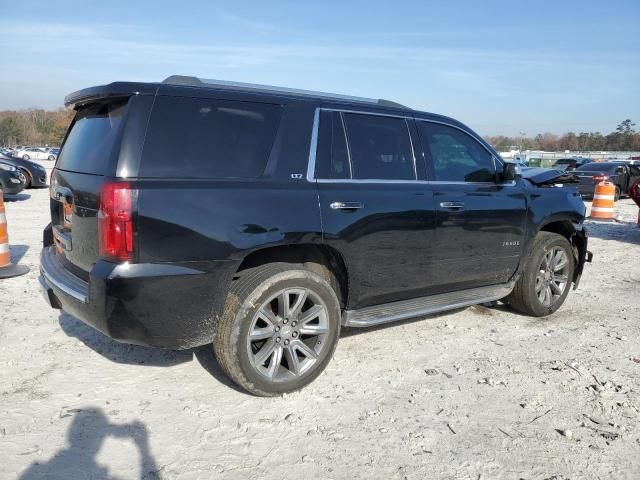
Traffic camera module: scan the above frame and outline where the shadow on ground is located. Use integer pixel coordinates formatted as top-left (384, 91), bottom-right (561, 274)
top-left (3, 193), bottom-right (31, 202)
top-left (59, 313), bottom-right (191, 367)
top-left (10, 244), bottom-right (29, 264)
top-left (59, 313), bottom-right (244, 393)
top-left (18, 407), bottom-right (160, 480)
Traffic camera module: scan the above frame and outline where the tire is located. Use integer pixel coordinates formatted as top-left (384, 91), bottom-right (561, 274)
top-left (614, 186), bottom-right (621, 201)
top-left (21, 170), bottom-right (31, 188)
top-left (48, 155), bottom-right (55, 161)
top-left (23, 154), bottom-right (30, 160)
top-left (505, 232), bottom-right (575, 317)
top-left (213, 263), bottom-right (341, 396)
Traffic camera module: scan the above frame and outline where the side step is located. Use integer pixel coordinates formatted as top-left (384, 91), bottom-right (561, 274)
top-left (342, 283), bottom-right (513, 328)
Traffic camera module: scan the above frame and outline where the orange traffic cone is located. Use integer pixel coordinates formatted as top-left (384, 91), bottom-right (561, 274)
top-left (0, 188), bottom-right (29, 279)
top-left (588, 181), bottom-right (616, 222)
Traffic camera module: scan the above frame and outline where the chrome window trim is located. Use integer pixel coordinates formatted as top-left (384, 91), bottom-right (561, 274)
top-left (307, 108), bottom-right (512, 185)
top-left (314, 179), bottom-right (517, 186)
top-left (306, 108), bottom-right (320, 182)
top-left (321, 107), bottom-right (414, 119)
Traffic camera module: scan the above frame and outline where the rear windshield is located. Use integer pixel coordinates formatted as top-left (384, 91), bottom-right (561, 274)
top-left (56, 100), bottom-right (128, 175)
top-left (139, 96), bottom-right (282, 178)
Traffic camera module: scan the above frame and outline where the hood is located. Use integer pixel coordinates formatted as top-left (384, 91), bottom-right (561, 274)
top-left (519, 167), bottom-right (579, 186)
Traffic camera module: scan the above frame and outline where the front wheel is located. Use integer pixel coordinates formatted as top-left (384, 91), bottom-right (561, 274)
top-left (505, 232), bottom-right (575, 317)
top-left (214, 263), bottom-right (341, 396)
top-left (23, 154), bottom-right (30, 160)
top-left (48, 155), bottom-right (55, 161)
top-left (21, 170), bottom-right (32, 188)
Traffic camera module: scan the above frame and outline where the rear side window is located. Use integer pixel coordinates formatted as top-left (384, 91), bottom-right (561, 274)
top-left (343, 113), bottom-right (415, 180)
top-left (56, 100), bottom-right (128, 175)
top-left (140, 96), bottom-right (282, 178)
top-left (418, 122), bottom-right (495, 182)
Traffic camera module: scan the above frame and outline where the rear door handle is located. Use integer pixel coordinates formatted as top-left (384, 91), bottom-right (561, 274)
top-left (330, 201), bottom-right (364, 210)
top-left (439, 201), bottom-right (465, 210)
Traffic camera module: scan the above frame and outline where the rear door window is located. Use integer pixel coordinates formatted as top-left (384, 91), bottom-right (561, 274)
top-left (56, 100), bottom-right (128, 175)
top-left (342, 113), bottom-right (415, 180)
top-left (140, 96), bottom-right (282, 178)
top-left (315, 111), bottom-right (350, 179)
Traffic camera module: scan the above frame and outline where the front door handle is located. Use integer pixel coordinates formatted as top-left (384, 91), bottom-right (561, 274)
top-left (439, 201), bottom-right (465, 210)
top-left (330, 201), bottom-right (364, 210)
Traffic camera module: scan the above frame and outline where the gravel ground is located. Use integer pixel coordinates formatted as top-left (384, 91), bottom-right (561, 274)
top-left (1, 186), bottom-right (639, 480)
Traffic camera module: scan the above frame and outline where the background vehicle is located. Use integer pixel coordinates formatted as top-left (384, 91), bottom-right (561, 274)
top-left (39, 76), bottom-right (591, 396)
top-left (0, 161), bottom-right (27, 195)
top-left (0, 154), bottom-right (48, 187)
top-left (573, 162), bottom-right (640, 199)
top-left (14, 147), bottom-right (56, 161)
top-left (552, 157), bottom-right (591, 171)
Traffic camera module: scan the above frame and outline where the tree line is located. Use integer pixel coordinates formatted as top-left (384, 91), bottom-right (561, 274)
top-left (1, 108), bottom-right (638, 154)
top-left (485, 120), bottom-right (639, 152)
top-left (0, 108), bottom-right (75, 147)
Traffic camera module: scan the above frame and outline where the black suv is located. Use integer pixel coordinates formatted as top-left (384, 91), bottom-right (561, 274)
top-left (39, 76), bottom-right (591, 396)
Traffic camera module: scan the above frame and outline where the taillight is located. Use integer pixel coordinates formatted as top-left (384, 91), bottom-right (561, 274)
top-left (593, 175), bottom-right (609, 182)
top-left (98, 181), bottom-right (135, 261)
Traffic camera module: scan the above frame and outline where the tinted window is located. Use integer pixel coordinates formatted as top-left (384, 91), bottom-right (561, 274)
top-left (576, 163), bottom-right (616, 172)
top-left (418, 122), bottom-right (495, 182)
top-left (342, 113), bottom-right (415, 180)
top-left (56, 100), bottom-right (127, 175)
top-left (315, 111), bottom-right (350, 179)
top-left (140, 96), bottom-right (282, 178)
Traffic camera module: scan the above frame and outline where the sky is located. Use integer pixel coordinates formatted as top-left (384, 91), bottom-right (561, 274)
top-left (0, 0), bottom-right (638, 136)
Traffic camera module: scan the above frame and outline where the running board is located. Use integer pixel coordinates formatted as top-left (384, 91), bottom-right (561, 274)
top-left (342, 284), bottom-right (513, 328)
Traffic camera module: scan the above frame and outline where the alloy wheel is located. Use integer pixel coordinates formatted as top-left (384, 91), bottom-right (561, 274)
top-left (246, 287), bottom-right (330, 381)
top-left (536, 247), bottom-right (570, 307)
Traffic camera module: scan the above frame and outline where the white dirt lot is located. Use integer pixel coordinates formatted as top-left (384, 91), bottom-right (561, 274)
top-left (1, 185), bottom-right (639, 480)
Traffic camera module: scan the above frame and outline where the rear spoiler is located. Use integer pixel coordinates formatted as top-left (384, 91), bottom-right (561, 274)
top-left (64, 82), bottom-right (157, 108)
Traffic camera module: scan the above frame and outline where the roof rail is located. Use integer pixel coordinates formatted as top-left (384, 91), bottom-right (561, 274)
top-left (162, 75), bottom-right (409, 109)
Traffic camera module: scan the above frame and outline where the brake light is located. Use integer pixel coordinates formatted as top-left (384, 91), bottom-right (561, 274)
top-left (593, 175), bottom-right (609, 182)
top-left (98, 182), bottom-right (135, 261)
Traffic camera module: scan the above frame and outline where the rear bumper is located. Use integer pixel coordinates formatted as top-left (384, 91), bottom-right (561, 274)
top-left (39, 246), bottom-right (235, 349)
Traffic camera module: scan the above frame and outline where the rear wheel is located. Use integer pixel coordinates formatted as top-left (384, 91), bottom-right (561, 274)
top-left (505, 232), bottom-right (575, 317)
top-left (213, 263), bottom-right (341, 396)
top-left (22, 154), bottom-right (30, 160)
top-left (614, 186), bottom-right (621, 201)
top-left (48, 155), bottom-right (55, 161)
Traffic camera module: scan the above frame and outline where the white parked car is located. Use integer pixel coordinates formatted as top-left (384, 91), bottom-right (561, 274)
top-left (14, 147), bottom-right (57, 161)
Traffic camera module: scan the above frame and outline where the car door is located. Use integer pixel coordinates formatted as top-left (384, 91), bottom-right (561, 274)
top-left (415, 120), bottom-right (527, 292)
top-left (313, 109), bottom-right (437, 308)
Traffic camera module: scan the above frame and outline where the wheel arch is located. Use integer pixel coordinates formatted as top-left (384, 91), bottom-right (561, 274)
top-left (235, 244), bottom-right (350, 309)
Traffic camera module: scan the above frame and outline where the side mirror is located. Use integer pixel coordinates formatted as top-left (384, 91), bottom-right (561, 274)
top-left (501, 162), bottom-right (521, 182)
